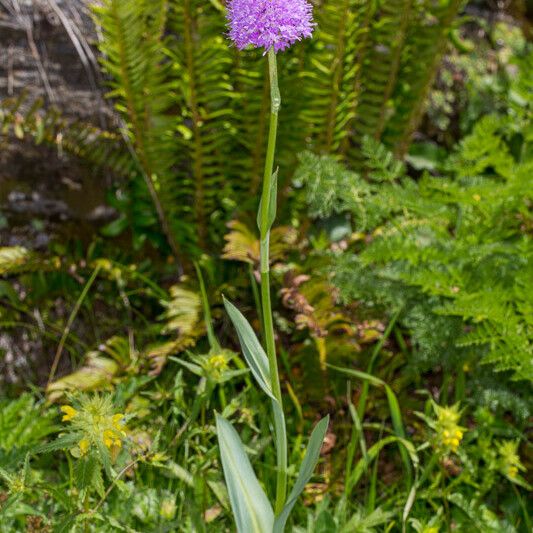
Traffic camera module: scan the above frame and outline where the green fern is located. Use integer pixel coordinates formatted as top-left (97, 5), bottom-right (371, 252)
top-left (89, 0), bottom-right (463, 256)
top-left (1, 1), bottom-right (464, 260)
top-left (345, 0), bottom-right (414, 158)
top-left (168, 0), bottom-right (236, 249)
top-left (385, 0), bottom-right (466, 156)
top-left (296, 109), bottom-right (533, 384)
top-left (300, 0), bottom-right (463, 166)
top-left (92, 0), bottom-right (188, 257)
top-left (300, 0), bottom-right (374, 155)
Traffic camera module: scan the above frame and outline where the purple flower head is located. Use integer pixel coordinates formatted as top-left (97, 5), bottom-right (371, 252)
top-left (227, 0), bottom-right (315, 53)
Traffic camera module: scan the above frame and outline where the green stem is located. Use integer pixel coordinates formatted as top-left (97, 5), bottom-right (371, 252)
top-left (249, 263), bottom-right (264, 341)
top-left (194, 261), bottom-right (220, 351)
top-left (260, 47), bottom-right (287, 515)
top-left (47, 264), bottom-right (102, 387)
top-left (357, 307), bottom-right (402, 420)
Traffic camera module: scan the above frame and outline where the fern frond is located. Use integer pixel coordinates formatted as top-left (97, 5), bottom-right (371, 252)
top-left (299, 0), bottom-right (462, 165)
top-left (92, 0), bottom-right (188, 258)
top-left (168, 0), bottom-right (236, 250)
top-left (160, 285), bottom-right (201, 337)
top-left (385, 0), bottom-right (466, 156)
top-left (0, 93), bottom-right (131, 174)
top-left (346, 0), bottom-right (414, 160)
top-left (301, 0), bottom-right (375, 155)
top-left (222, 220), bottom-right (298, 266)
top-left (148, 284), bottom-right (204, 374)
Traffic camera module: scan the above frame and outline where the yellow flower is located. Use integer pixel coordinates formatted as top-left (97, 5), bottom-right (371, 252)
top-left (60, 405), bottom-right (78, 422)
top-left (79, 438), bottom-right (90, 456)
top-left (60, 396), bottom-right (130, 462)
top-left (432, 403), bottom-right (466, 455)
top-left (150, 452), bottom-right (168, 463)
top-left (204, 351), bottom-right (233, 380)
top-left (473, 194), bottom-right (481, 202)
top-left (508, 466), bottom-right (518, 478)
top-left (112, 414), bottom-right (125, 430)
top-left (103, 429), bottom-right (122, 449)
top-left (208, 355), bottom-right (227, 370)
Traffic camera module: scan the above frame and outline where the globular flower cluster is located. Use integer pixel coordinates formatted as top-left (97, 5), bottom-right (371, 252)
top-left (432, 403), bottom-right (465, 455)
top-left (226, 0), bottom-right (315, 53)
top-left (205, 351), bottom-right (230, 379)
top-left (60, 396), bottom-right (127, 458)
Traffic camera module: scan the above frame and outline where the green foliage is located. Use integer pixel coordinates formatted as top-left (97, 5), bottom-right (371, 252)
top-left (92, 0), bottom-right (189, 255)
top-left (0, 4), bottom-right (530, 532)
top-left (296, 101), bottom-right (532, 392)
top-left (169, 1), bottom-right (237, 248)
top-left (302, 0), bottom-right (464, 162)
top-left (0, 395), bottom-right (54, 455)
top-left (84, 0), bottom-right (464, 256)
top-left (1, 1), bottom-right (464, 260)
top-left (216, 413), bottom-right (274, 533)
top-left (0, 398), bottom-right (55, 530)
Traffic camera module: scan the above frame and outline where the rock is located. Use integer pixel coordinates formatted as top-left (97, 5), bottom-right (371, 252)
top-left (0, 1), bottom-right (115, 249)
top-left (0, 0), bottom-right (104, 121)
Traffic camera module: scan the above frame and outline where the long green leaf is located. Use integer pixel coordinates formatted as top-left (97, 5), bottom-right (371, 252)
top-left (223, 297), bottom-right (274, 401)
top-left (215, 414), bottom-right (274, 533)
top-left (273, 415), bottom-right (330, 532)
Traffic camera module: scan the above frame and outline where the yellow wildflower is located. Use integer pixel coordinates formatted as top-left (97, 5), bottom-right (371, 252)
top-left (473, 194), bottom-right (481, 202)
top-left (208, 354), bottom-right (228, 371)
top-left (150, 452), bottom-right (168, 463)
top-left (204, 350), bottom-right (234, 380)
top-left (60, 405), bottom-right (78, 422)
top-left (432, 403), bottom-right (466, 455)
top-left (78, 438), bottom-right (90, 456)
top-left (103, 429), bottom-right (122, 449)
top-left (112, 413), bottom-right (125, 430)
top-left (60, 396), bottom-right (128, 460)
